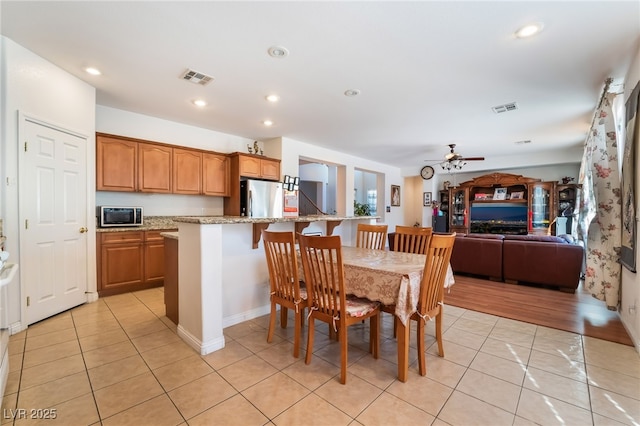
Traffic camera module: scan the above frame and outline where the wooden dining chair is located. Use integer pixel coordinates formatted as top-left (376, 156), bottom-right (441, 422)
top-left (382, 233), bottom-right (455, 375)
top-left (393, 225), bottom-right (433, 255)
top-left (298, 234), bottom-right (380, 384)
top-left (356, 223), bottom-right (388, 250)
top-left (262, 230), bottom-right (307, 358)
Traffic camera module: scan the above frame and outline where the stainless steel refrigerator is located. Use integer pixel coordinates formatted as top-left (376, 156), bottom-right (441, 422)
top-left (240, 179), bottom-right (284, 218)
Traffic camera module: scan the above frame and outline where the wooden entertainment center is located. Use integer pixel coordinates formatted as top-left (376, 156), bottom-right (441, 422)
top-left (443, 172), bottom-right (579, 236)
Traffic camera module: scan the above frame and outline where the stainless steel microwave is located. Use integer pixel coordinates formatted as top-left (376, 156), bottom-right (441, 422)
top-left (98, 206), bottom-right (143, 227)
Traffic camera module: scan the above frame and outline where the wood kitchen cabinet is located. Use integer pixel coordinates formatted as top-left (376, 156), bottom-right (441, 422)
top-left (144, 231), bottom-right (168, 283)
top-left (202, 152), bottom-right (229, 196)
top-left (97, 231), bottom-right (145, 296)
top-left (173, 148), bottom-right (202, 195)
top-left (236, 153), bottom-right (281, 180)
top-left (224, 152), bottom-right (281, 215)
top-left (97, 229), bottom-right (176, 296)
top-left (163, 235), bottom-right (179, 324)
top-left (138, 142), bottom-right (173, 193)
top-left (97, 132), bottom-right (230, 197)
top-left (96, 135), bottom-right (138, 192)
top-left (96, 133), bottom-right (173, 194)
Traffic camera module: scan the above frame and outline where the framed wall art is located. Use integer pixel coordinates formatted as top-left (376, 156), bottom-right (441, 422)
top-left (423, 192), bottom-right (432, 206)
top-left (391, 185), bottom-right (401, 206)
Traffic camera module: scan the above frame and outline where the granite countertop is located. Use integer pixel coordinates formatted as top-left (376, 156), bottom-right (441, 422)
top-left (97, 215), bottom-right (381, 232)
top-left (96, 216), bottom-right (178, 232)
top-left (172, 215), bottom-right (381, 225)
top-left (160, 231), bottom-right (179, 240)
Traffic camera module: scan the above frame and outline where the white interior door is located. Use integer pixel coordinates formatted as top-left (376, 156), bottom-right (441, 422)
top-left (20, 117), bottom-right (88, 325)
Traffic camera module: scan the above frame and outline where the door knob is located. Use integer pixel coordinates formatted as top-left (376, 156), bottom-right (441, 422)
top-left (79, 227), bottom-right (88, 233)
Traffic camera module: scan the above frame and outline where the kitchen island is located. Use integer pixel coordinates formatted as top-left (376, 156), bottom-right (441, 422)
top-left (171, 215), bottom-right (380, 355)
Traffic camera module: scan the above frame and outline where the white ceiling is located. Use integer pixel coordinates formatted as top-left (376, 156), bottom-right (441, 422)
top-left (2, 1), bottom-right (639, 172)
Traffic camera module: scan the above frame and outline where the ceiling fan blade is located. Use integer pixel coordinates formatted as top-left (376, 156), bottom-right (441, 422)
top-left (460, 156), bottom-right (485, 161)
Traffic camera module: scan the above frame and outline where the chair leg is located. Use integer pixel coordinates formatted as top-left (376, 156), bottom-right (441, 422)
top-left (329, 325), bottom-right (337, 341)
top-left (339, 325), bottom-right (348, 384)
top-left (280, 306), bottom-right (288, 328)
top-left (436, 310), bottom-right (444, 357)
top-left (370, 314), bottom-right (379, 359)
top-left (417, 320), bottom-right (426, 376)
top-left (305, 316), bottom-right (315, 365)
top-left (267, 301), bottom-right (277, 343)
top-left (393, 315), bottom-right (398, 338)
top-left (293, 310), bottom-right (302, 358)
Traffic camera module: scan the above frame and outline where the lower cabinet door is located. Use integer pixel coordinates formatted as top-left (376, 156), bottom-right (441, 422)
top-left (144, 240), bottom-right (166, 283)
top-left (100, 243), bottom-right (144, 290)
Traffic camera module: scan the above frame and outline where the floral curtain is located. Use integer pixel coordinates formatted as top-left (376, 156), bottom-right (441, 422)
top-left (577, 91), bottom-right (622, 310)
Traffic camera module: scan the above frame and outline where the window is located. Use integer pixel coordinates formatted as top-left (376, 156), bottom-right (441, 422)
top-left (367, 190), bottom-right (377, 215)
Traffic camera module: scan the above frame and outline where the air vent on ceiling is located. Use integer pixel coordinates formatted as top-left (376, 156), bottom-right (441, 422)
top-left (492, 102), bottom-right (518, 113)
top-left (515, 140), bottom-right (532, 145)
top-left (181, 69), bottom-right (214, 86)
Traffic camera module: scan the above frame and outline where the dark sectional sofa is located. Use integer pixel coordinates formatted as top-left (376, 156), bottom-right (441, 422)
top-left (450, 233), bottom-right (584, 293)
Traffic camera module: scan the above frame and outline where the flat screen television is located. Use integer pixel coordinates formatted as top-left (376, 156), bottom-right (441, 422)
top-left (470, 203), bottom-right (528, 234)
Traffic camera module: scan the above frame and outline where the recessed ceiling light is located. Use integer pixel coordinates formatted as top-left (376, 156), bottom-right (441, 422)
top-left (192, 99), bottom-right (207, 107)
top-left (515, 22), bottom-right (544, 38)
top-left (344, 89), bottom-right (361, 97)
top-left (263, 120), bottom-right (274, 126)
top-left (85, 67), bottom-right (101, 76)
top-left (265, 94), bottom-right (279, 103)
top-left (268, 46), bottom-right (289, 58)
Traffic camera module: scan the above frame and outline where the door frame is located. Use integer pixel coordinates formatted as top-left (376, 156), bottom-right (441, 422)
top-left (17, 112), bottom-right (97, 330)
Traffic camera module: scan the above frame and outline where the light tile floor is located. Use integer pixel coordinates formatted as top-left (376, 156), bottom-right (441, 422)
top-left (2, 287), bottom-right (639, 425)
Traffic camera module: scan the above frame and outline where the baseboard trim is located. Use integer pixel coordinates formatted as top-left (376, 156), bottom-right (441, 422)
top-left (177, 324), bottom-right (225, 355)
top-left (223, 304), bottom-right (271, 328)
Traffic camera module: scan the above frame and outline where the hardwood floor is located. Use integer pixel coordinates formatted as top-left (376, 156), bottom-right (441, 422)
top-left (444, 274), bottom-right (634, 346)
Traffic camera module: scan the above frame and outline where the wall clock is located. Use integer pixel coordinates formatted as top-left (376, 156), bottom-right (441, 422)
top-left (420, 165), bottom-right (435, 180)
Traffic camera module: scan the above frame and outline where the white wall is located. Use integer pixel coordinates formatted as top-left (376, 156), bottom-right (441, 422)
top-left (1, 36), bottom-right (96, 327)
top-left (280, 136), bottom-right (403, 231)
top-left (620, 47), bottom-right (640, 351)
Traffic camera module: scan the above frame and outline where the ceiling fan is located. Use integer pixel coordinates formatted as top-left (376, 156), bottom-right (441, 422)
top-left (424, 144), bottom-right (485, 171)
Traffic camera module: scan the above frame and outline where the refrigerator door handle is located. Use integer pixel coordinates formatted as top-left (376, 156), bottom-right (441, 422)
top-left (248, 190), bottom-right (253, 217)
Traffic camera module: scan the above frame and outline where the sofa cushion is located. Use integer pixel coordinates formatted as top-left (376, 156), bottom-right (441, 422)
top-left (503, 235), bottom-right (567, 243)
top-left (466, 233), bottom-right (505, 240)
top-left (503, 239), bottom-right (583, 290)
top-left (450, 235), bottom-right (503, 280)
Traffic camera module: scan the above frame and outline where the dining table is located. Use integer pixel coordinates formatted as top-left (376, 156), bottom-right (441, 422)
top-left (338, 245), bottom-right (454, 382)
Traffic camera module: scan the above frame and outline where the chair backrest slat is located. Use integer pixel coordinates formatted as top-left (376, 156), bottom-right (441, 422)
top-left (418, 233), bottom-right (456, 314)
top-left (394, 225), bottom-right (433, 255)
top-left (298, 234), bottom-right (345, 317)
top-left (356, 224), bottom-right (388, 250)
top-left (262, 230), bottom-right (302, 302)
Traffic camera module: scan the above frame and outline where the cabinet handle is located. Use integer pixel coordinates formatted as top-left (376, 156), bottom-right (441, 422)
top-left (79, 227), bottom-right (88, 233)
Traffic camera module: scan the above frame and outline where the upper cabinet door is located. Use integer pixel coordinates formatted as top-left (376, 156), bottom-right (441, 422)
top-left (96, 135), bottom-right (138, 192)
top-left (260, 158), bottom-right (281, 181)
top-left (138, 143), bottom-right (173, 193)
top-left (173, 148), bottom-right (202, 195)
top-left (203, 153), bottom-right (229, 196)
top-left (238, 155), bottom-right (261, 178)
